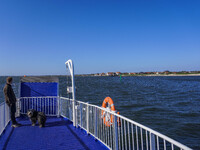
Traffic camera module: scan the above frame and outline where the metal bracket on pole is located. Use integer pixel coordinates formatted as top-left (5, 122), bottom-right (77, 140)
top-left (65, 59), bottom-right (76, 127)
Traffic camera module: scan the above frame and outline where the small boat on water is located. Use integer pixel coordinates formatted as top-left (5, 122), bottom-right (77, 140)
top-left (0, 59), bottom-right (192, 150)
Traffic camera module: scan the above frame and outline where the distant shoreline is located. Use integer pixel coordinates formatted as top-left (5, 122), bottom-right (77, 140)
top-left (1, 74), bottom-right (200, 77)
top-left (140, 74), bottom-right (200, 77)
top-left (90, 73), bottom-right (200, 77)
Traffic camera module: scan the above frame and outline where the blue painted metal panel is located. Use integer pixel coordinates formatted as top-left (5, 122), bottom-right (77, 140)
top-left (20, 77), bottom-right (59, 115)
top-left (20, 82), bottom-right (58, 97)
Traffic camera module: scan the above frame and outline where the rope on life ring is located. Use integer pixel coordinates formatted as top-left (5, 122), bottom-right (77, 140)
top-left (101, 97), bottom-right (121, 127)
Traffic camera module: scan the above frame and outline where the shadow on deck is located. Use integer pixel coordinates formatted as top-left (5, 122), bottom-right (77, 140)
top-left (0, 116), bottom-right (108, 150)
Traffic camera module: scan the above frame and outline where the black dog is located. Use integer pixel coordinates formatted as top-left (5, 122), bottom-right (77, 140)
top-left (27, 109), bottom-right (46, 128)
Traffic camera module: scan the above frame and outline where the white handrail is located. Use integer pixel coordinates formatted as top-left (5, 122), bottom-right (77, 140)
top-left (1, 97), bottom-right (192, 150)
top-left (60, 97), bottom-right (192, 150)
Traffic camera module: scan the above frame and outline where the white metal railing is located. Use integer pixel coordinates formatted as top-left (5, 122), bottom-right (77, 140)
top-left (0, 96), bottom-right (58, 137)
top-left (0, 99), bottom-right (20, 136)
top-left (0, 97), bottom-right (192, 150)
top-left (60, 97), bottom-right (192, 150)
top-left (0, 102), bottom-right (10, 136)
top-left (62, 59), bottom-right (191, 150)
top-left (19, 96), bottom-right (59, 116)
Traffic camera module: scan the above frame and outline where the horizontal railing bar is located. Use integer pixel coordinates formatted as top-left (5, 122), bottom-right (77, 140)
top-left (20, 112), bottom-right (56, 117)
top-left (19, 96), bottom-right (58, 99)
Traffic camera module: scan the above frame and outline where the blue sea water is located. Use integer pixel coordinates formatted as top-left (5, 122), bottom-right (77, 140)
top-left (0, 76), bottom-right (200, 149)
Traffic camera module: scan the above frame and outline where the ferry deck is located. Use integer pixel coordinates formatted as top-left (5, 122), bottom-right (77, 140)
top-left (0, 60), bottom-right (192, 150)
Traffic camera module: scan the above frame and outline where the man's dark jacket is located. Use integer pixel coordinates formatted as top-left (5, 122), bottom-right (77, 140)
top-left (3, 83), bottom-right (16, 106)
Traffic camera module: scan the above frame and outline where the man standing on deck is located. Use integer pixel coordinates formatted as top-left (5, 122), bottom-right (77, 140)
top-left (3, 77), bottom-right (21, 127)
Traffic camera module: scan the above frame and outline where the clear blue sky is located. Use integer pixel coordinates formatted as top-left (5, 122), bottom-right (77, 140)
top-left (0, 0), bottom-right (199, 75)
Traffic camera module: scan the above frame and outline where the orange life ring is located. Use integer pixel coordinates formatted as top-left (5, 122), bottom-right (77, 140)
top-left (101, 97), bottom-right (120, 127)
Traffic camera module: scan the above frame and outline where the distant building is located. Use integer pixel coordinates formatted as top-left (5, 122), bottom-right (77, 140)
top-left (129, 72), bottom-right (136, 75)
top-left (182, 71), bottom-right (189, 74)
top-left (94, 73), bottom-right (106, 76)
top-left (94, 73), bottom-right (100, 76)
top-left (115, 72), bottom-right (121, 75)
top-left (106, 72), bottom-right (116, 76)
top-left (106, 72), bottom-right (113, 76)
top-left (164, 70), bottom-right (170, 74)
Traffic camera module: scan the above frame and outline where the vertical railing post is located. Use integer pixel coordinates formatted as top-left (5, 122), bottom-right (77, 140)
top-left (71, 100), bottom-right (73, 121)
top-left (57, 96), bottom-right (60, 117)
top-left (73, 100), bottom-right (76, 127)
top-left (60, 97), bottom-right (63, 116)
top-left (75, 105), bottom-right (78, 127)
top-left (4, 103), bottom-right (6, 127)
top-left (114, 115), bottom-right (119, 150)
top-left (86, 103), bottom-right (89, 134)
top-left (95, 107), bottom-right (98, 138)
top-left (80, 103), bottom-right (82, 127)
top-left (69, 101), bottom-right (71, 121)
top-left (150, 132), bottom-right (156, 150)
top-left (65, 59), bottom-right (76, 127)
top-left (19, 98), bottom-right (21, 117)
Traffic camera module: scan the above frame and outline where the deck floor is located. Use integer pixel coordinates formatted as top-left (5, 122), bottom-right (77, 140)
top-left (0, 116), bottom-right (108, 150)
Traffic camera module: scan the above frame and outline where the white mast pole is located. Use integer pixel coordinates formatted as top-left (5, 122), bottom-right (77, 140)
top-left (65, 59), bottom-right (76, 126)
